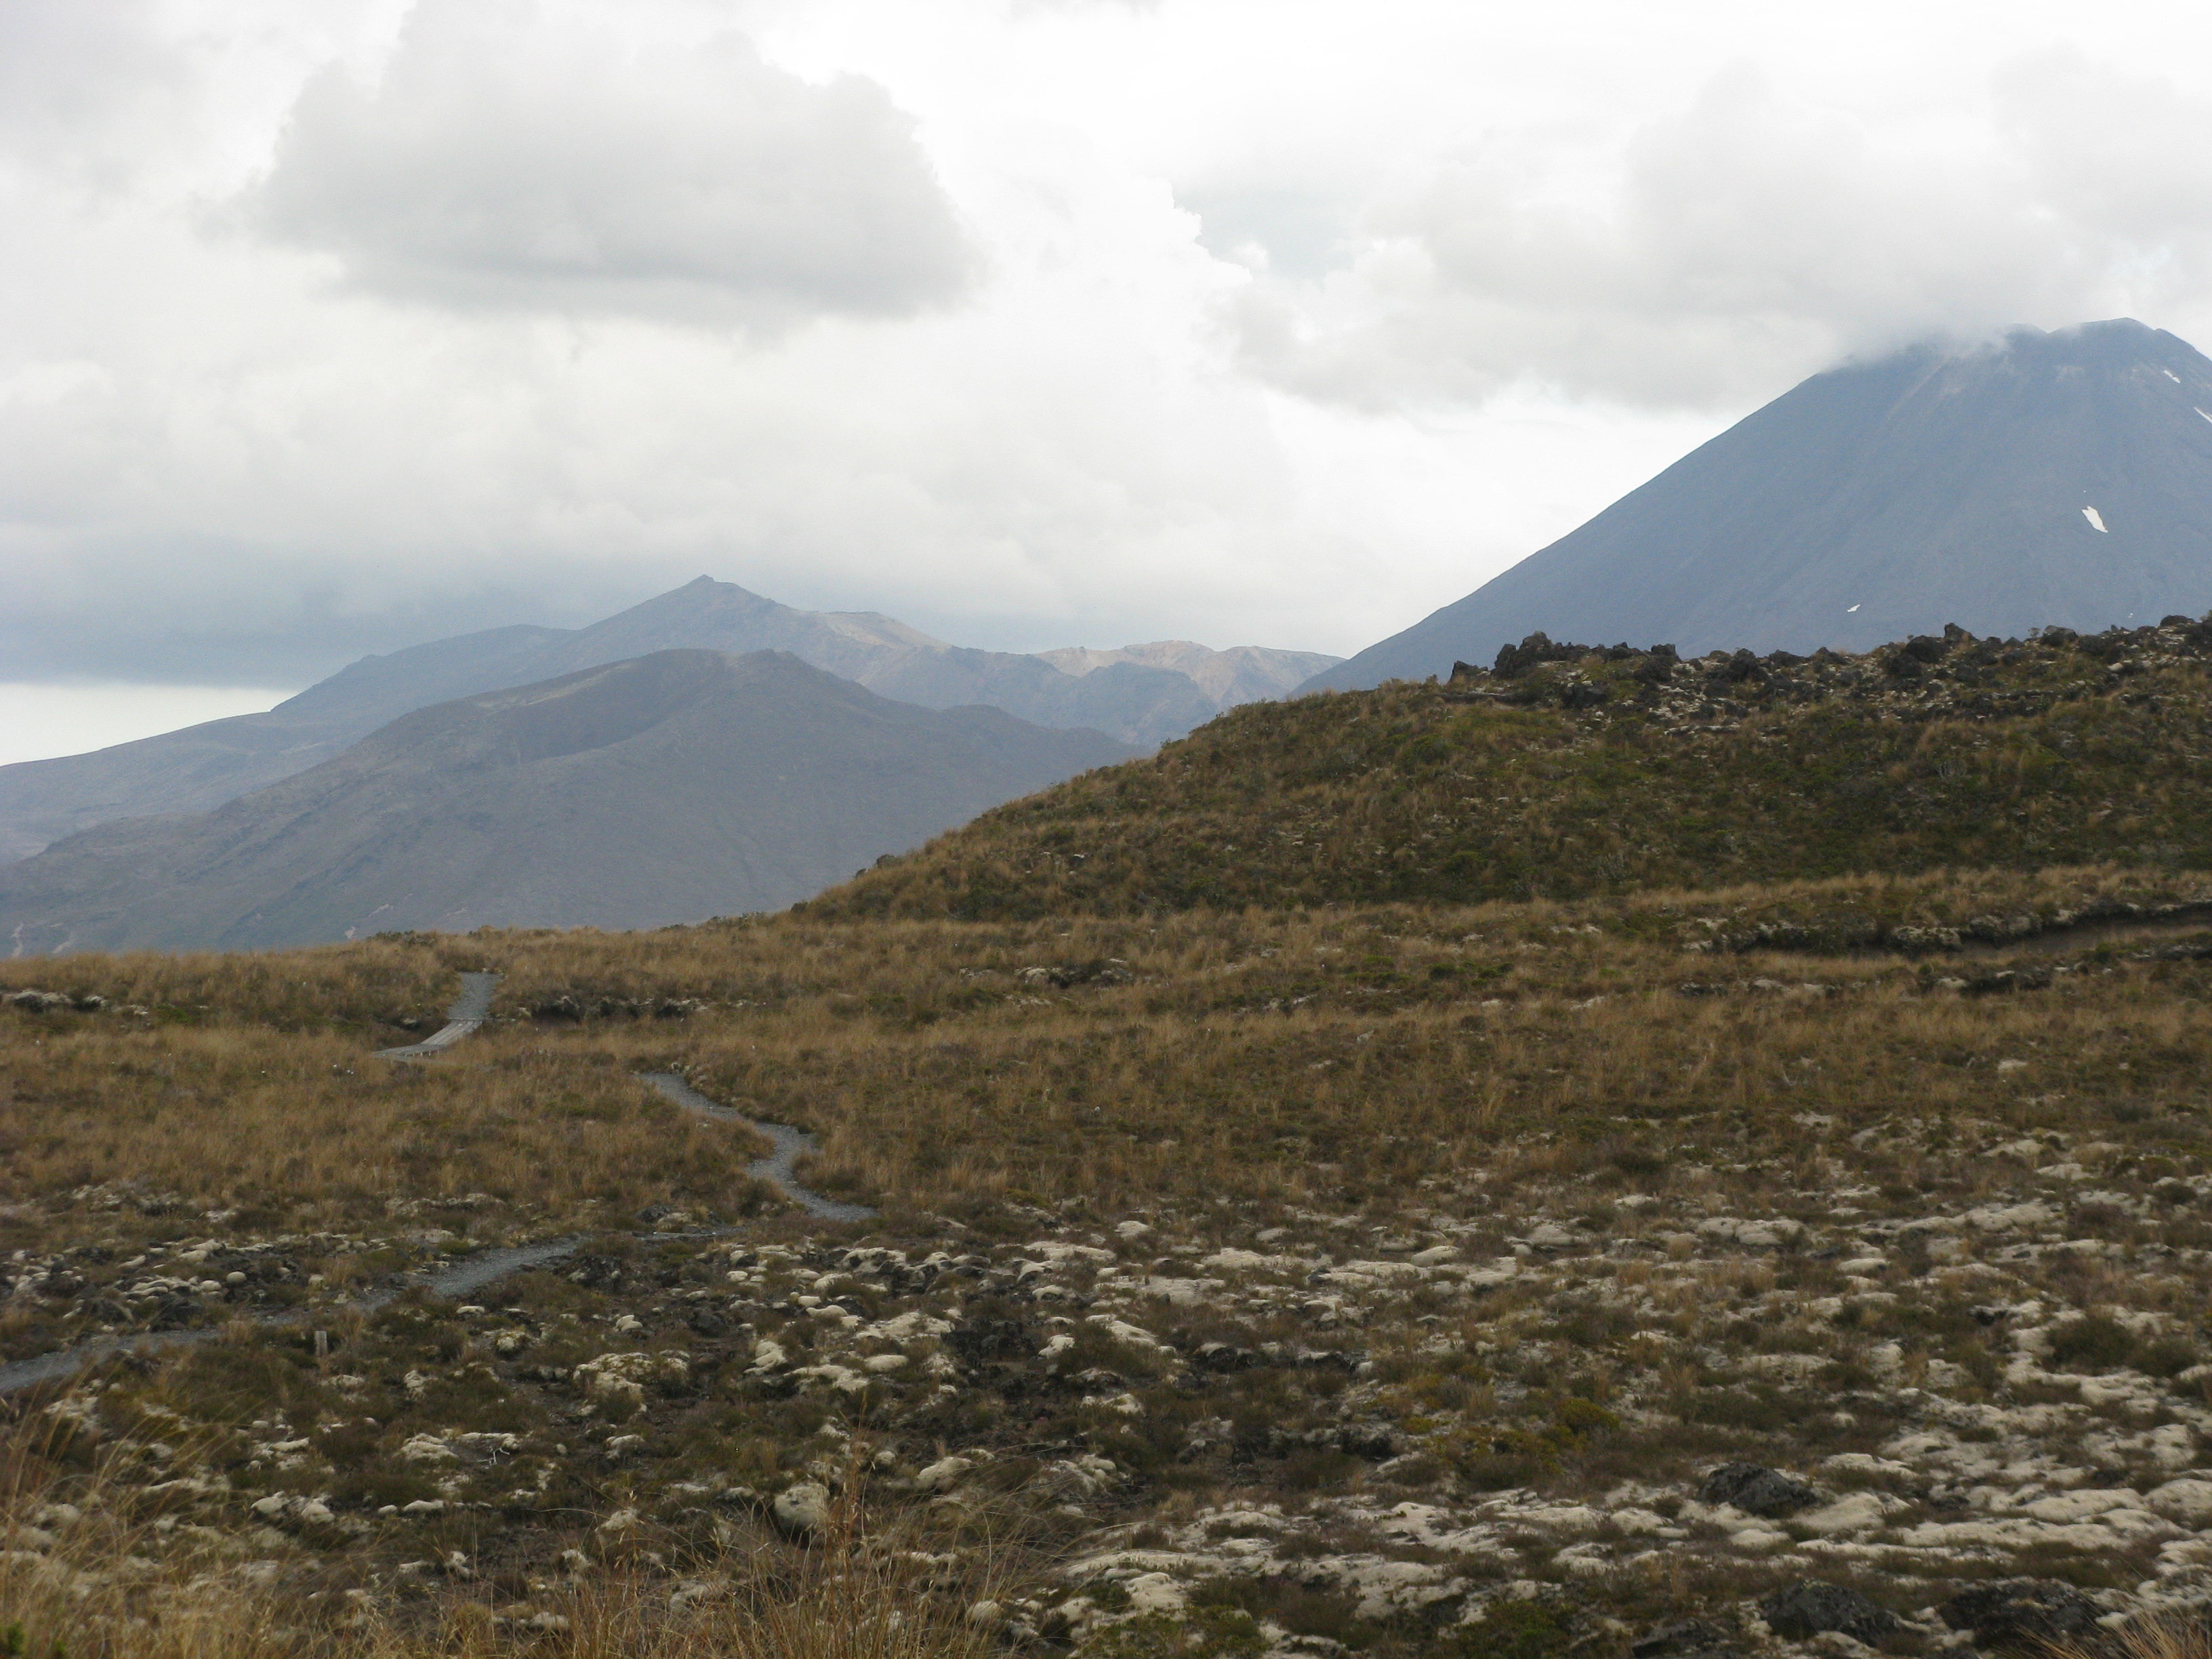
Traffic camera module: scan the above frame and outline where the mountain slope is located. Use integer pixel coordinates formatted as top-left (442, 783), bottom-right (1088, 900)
top-left (1037, 640), bottom-right (1340, 705)
top-left (0, 651), bottom-right (1132, 953)
top-left (0, 580), bottom-right (1336, 861)
top-left (813, 617), bottom-right (2212, 921)
top-left (1305, 319), bottom-right (2212, 691)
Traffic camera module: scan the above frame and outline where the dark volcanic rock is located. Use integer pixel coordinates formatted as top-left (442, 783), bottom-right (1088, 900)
top-left (1701, 1462), bottom-right (1820, 1517)
top-left (1760, 1582), bottom-right (1900, 1643)
top-left (1633, 1619), bottom-right (1739, 1659)
top-left (1940, 1580), bottom-right (2104, 1650)
top-left (945, 1311), bottom-right (1039, 1368)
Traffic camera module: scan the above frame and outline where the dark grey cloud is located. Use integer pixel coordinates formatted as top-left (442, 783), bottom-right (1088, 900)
top-left (244, 2), bottom-right (975, 326)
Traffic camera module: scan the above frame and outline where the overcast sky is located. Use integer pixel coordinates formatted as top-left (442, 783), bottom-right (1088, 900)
top-left (9, 0), bottom-right (2212, 760)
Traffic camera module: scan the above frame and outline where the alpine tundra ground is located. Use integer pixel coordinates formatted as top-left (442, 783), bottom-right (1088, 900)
top-left (5, 863), bottom-right (2212, 1656)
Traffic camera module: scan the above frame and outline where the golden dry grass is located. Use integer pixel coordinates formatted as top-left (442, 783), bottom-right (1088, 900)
top-left (2046, 1615), bottom-right (2212, 1659)
top-left (5, 862), bottom-right (2209, 1244)
top-left (493, 883), bottom-right (2212, 1220)
top-left (0, 937), bottom-right (477, 1029)
top-left (0, 1019), bottom-right (773, 1248)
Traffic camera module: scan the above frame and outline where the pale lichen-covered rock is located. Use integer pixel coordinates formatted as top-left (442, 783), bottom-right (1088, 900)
top-left (1698, 1216), bottom-right (1805, 1248)
top-left (2022, 1488), bottom-right (2146, 1524)
top-left (916, 1455), bottom-right (977, 1494)
top-left (1794, 1491), bottom-right (1906, 1536)
top-left (2148, 1479), bottom-right (2212, 1525)
top-left (575, 1349), bottom-right (689, 1406)
top-left (772, 1482), bottom-right (831, 1536)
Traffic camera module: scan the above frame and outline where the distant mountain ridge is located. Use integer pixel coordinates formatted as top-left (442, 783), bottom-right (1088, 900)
top-left (0, 579), bottom-right (1338, 862)
top-left (1036, 640), bottom-right (1332, 706)
top-left (1304, 319), bottom-right (2212, 692)
top-left (0, 650), bottom-right (1134, 954)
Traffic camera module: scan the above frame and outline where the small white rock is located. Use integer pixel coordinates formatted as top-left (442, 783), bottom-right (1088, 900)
top-left (773, 1482), bottom-right (832, 1536)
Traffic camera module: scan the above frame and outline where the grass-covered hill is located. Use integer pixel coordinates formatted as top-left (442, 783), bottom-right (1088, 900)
top-left (811, 616), bottom-right (2212, 921)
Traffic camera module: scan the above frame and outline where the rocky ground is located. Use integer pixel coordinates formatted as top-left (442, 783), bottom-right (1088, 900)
top-left (11, 855), bottom-right (2212, 1656)
top-left (12, 1106), bottom-right (2212, 1658)
top-left (1458, 616), bottom-right (2212, 733)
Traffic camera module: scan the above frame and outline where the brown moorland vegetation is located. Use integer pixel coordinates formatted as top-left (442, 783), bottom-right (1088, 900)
top-left (3, 862), bottom-right (2212, 1654)
top-left (7, 614), bottom-right (2212, 1656)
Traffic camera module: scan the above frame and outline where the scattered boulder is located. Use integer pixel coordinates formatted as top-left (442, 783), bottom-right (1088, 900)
top-left (1193, 1342), bottom-right (1262, 1373)
top-left (945, 1312), bottom-right (1039, 1368)
top-left (1702, 1463), bottom-right (1820, 1517)
top-left (2148, 1479), bottom-right (2212, 1525)
top-left (1759, 1581), bottom-right (1898, 1643)
top-left (771, 1481), bottom-right (832, 1537)
top-left (1017, 960), bottom-right (1134, 989)
top-left (1493, 632), bottom-right (1589, 679)
top-left (1940, 1580), bottom-right (2103, 1650)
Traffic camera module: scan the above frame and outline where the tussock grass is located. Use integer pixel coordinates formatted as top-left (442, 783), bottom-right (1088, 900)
top-left (0, 1425), bottom-right (1001, 1659)
top-left (0, 1019), bottom-right (773, 1248)
top-left (0, 937), bottom-right (474, 1029)
top-left (7, 863), bottom-right (2212, 1241)
top-left (511, 899), bottom-right (2212, 1219)
top-left (2047, 1616), bottom-right (2212, 1659)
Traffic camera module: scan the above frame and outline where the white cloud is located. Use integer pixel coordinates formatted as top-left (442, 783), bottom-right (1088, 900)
top-left (1220, 58), bottom-right (2209, 412)
top-left (9, 0), bottom-right (2212, 701)
top-left (244, 0), bottom-right (974, 325)
top-left (0, 1), bottom-right (187, 186)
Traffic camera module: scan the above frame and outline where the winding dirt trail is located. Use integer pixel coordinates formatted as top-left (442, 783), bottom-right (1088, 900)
top-left (0, 975), bottom-right (872, 1396)
top-left (638, 1073), bottom-right (874, 1222)
top-left (373, 971), bottom-right (499, 1058)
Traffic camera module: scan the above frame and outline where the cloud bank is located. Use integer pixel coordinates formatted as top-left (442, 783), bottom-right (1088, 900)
top-left (1219, 54), bottom-right (2212, 411)
top-left (247, 3), bottom-right (972, 326)
top-left (7, 0), bottom-right (2212, 698)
